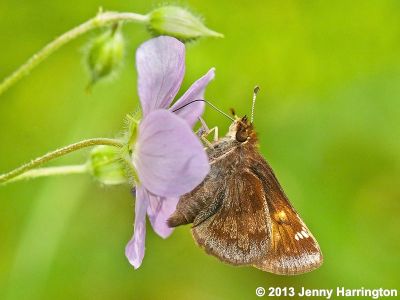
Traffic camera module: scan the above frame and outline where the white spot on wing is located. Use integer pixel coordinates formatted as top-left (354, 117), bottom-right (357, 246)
top-left (295, 232), bottom-right (304, 240)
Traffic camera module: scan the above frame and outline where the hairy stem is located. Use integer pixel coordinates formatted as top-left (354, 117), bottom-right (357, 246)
top-left (6, 164), bottom-right (88, 184)
top-left (0, 11), bottom-right (149, 96)
top-left (0, 138), bottom-right (123, 184)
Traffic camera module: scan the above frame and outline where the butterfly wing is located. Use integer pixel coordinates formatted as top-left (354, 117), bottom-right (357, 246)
top-left (167, 139), bottom-right (237, 228)
top-left (169, 135), bottom-right (323, 275)
top-left (191, 170), bottom-right (272, 265)
top-left (250, 155), bottom-right (323, 275)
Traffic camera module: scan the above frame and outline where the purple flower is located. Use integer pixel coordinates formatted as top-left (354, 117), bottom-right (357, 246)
top-left (125, 36), bottom-right (214, 269)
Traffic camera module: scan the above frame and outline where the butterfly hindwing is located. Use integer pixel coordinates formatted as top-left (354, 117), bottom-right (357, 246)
top-left (167, 139), bottom-right (238, 228)
top-left (192, 169), bottom-right (271, 265)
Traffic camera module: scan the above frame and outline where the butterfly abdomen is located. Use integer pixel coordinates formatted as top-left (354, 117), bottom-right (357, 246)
top-left (168, 182), bottom-right (225, 228)
top-left (167, 211), bottom-right (188, 227)
top-left (167, 192), bottom-right (204, 227)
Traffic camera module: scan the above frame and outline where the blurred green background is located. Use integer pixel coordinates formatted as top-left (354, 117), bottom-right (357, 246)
top-left (1, 0), bottom-right (399, 299)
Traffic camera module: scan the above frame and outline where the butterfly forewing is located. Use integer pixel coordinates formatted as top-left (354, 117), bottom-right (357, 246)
top-left (249, 155), bottom-right (323, 275)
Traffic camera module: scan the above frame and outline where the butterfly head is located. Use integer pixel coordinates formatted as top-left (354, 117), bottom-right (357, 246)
top-left (227, 114), bottom-right (257, 143)
top-left (226, 87), bottom-right (260, 143)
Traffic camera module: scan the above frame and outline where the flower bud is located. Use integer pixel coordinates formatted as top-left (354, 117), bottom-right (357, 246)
top-left (88, 145), bottom-right (128, 185)
top-left (86, 24), bottom-right (125, 87)
top-left (147, 6), bottom-right (223, 42)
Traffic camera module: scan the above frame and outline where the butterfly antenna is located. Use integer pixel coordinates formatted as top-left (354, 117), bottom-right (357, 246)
top-left (251, 86), bottom-right (260, 123)
top-left (172, 99), bottom-right (235, 122)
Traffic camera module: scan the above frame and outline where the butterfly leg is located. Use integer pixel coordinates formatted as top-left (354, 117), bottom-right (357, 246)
top-left (212, 126), bottom-right (219, 142)
top-left (196, 117), bottom-right (211, 136)
top-left (197, 117), bottom-right (219, 148)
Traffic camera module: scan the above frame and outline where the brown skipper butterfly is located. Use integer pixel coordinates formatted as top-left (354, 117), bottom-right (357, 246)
top-left (169, 87), bottom-right (323, 275)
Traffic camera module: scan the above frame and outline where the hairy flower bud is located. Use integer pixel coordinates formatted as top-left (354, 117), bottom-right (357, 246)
top-left (147, 6), bottom-right (223, 42)
top-left (86, 24), bottom-right (124, 87)
top-left (88, 145), bottom-right (128, 185)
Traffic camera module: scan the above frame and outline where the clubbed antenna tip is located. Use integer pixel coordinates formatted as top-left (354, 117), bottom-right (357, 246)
top-left (251, 85), bottom-right (260, 123)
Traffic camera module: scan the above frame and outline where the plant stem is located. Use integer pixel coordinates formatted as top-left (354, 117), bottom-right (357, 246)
top-left (6, 164), bottom-right (88, 183)
top-left (0, 11), bottom-right (149, 97)
top-left (0, 138), bottom-right (123, 184)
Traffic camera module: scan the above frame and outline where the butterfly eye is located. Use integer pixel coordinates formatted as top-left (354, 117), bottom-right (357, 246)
top-left (236, 129), bottom-right (248, 142)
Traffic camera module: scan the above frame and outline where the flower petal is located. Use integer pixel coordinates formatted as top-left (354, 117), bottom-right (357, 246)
top-left (134, 109), bottom-right (210, 197)
top-left (147, 194), bottom-right (179, 238)
top-left (136, 36), bottom-right (185, 116)
top-left (171, 68), bottom-right (215, 126)
top-left (125, 185), bottom-right (149, 269)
